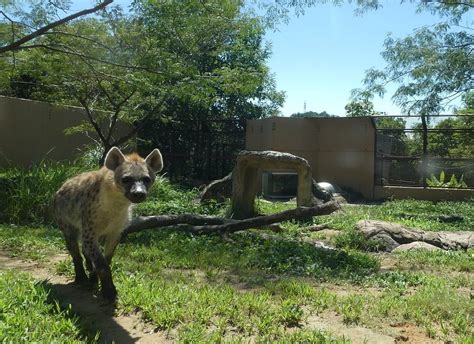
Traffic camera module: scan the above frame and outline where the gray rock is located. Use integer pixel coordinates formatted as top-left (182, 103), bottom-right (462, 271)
top-left (356, 220), bottom-right (474, 252)
top-left (392, 241), bottom-right (441, 252)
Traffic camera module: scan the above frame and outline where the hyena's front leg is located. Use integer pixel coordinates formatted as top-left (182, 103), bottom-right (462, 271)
top-left (104, 231), bottom-right (123, 266)
top-left (84, 255), bottom-right (98, 284)
top-left (81, 227), bottom-right (117, 302)
top-left (60, 226), bottom-right (88, 284)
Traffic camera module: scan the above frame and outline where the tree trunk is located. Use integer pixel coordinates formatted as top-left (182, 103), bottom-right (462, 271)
top-left (420, 113), bottom-right (429, 187)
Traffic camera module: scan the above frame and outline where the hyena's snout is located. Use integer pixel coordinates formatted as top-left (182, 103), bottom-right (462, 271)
top-left (128, 181), bottom-right (148, 203)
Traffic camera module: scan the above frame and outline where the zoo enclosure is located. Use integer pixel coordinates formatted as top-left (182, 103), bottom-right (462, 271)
top-left (373, 114), bottom-right (474, 189)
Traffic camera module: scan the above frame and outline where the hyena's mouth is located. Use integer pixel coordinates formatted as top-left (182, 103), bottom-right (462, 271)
top-left (126, 192), bottom-right (147, 203)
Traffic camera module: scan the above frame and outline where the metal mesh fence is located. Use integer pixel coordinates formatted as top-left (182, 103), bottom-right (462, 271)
top-left (138, 119), bottom-right (246, 182)
top-left (373, 114), bottom-right (474, 189)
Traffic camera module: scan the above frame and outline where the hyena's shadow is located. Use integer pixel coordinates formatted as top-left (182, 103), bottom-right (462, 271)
top-left (39, 280), bottom-right (137, 343)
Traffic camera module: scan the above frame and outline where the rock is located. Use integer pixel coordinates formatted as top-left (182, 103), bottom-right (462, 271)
top-left (199, 173), bottom-right (232, 203)
top-left (231, 150), bottom-right (316, 219)
top-left (312, 180), bottom-right (333, 202)
top-left (392, 242), bottom-right (441, 252)
top-left (356, 220), bottom-right (474, 252)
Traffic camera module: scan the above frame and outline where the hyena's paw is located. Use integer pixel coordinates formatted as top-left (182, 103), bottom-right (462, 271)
top-left (88, 272), bottom-right (99, 285)
top-left (74, 271), bottom-right (89, 285)
top-left (101, 285), bottom-right (117, 303)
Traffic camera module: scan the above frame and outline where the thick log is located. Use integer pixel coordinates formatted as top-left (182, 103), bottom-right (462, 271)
top-left (123, 214), bottom-right (229, 236)
top-left (123, 201), bottom-right (339, 237)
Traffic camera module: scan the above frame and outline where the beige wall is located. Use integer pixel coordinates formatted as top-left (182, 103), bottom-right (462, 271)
top-left (246, 117), bottom-right (376, 198)
top-left (0, 96), bottom-right (132, 167)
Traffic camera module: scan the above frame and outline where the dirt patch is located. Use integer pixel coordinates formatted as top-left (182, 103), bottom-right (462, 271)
top-left (0, 250), bottom-right (172, 344)
top-left (305, 311), bottom-right (395, 344)
top-left (391, 322), bottom-right (442, 344)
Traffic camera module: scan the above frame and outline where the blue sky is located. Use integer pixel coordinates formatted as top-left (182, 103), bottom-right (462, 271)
top-left (71, 1), bottom-right (470, 117)
top-left (264, 2), bottom-right (454, 117)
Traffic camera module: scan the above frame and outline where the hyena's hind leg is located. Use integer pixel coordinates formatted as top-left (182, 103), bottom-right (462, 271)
top-left (82, 229), bottom-right (117, 302)
top-left (60, 225), bottom-right (88, 284)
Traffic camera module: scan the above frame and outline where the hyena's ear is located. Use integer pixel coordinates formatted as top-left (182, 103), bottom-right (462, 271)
top-left (145, 148), bottom-right (163, 172)
top-left (104, 147), bottom-right (125, 170)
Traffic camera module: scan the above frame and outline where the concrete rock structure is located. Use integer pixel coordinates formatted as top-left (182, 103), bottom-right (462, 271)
top-left (231, 150), bottom-right (316, 219)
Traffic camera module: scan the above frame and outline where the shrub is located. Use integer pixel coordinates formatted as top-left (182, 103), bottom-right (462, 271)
top-left (426, 171), bottom-right (468, 188)
top-left (0, 161), bottom-right (81, 224)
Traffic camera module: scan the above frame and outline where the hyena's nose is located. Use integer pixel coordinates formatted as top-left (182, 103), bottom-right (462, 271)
top-left (129, 183), bottom-right (147, 203)
top-left (130, 191), bottom-right (147, 203)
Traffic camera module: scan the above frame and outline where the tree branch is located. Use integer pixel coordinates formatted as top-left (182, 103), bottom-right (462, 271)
top-left (10, 44), bottom-right (165, 74)
top-left (0, 0), bottom-right (113, 54)
top-left (43, 31), bottom-right (115, 52)
top-left (77, 96), bottom-right (108, 146)
top-left (122, 201), bottom-right (339, 237)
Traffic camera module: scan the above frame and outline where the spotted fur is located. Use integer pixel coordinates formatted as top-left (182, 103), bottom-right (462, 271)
top-left (54, 147), bottom-right (163, 301)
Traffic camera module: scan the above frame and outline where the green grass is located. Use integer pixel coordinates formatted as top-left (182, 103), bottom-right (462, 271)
top-left (319, 199), bottom-right (474, 232)
top-left (0, 161), bottom-right (85, 225)
top-left (0, 167), bottom-right (472, 342)
top-left (0, 270), bottom-right (97, 343)
top-left (0, 224), bottom-right (64, 261)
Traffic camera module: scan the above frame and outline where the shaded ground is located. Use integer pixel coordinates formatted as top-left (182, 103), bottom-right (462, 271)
top-left (0, 251), bottom-right (171, 344)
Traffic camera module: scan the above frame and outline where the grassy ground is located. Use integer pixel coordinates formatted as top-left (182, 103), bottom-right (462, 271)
top-left (0, 169), bottom-right (473, 342)
top-left (0, 270), bottom-right (98, 343)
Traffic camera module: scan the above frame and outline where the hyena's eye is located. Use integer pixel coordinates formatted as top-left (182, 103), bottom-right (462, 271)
top-left (142, 176), bottom-right (151, 184)
top-left (121, 176), bottom-right (132, 184)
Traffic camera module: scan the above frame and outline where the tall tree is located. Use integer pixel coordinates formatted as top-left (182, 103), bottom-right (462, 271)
top-left (0, 0), bottom-right (284, 166)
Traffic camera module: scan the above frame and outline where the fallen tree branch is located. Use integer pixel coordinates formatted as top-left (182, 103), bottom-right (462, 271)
top-left (123, 214), bottom-right (230, 236)
top-left (123, 201), bottom-right (339, 237)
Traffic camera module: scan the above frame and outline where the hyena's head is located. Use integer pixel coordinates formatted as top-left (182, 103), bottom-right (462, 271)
top-left (104, 147), bottom-right (163, 203)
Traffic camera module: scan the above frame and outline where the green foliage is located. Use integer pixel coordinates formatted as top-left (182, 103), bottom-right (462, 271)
top-left (354, 22), bottom-right (472, 115)
top-left (0, 270), bottom-right (97, 343)
top-left (333, 229), bottom-right (382, 251)
top-left (290, 110), bottom-right (336, 118)
top-left (344, 99), bottom-right (377, 117)
top-left (426, 170), bottom-right (468, 188)
top-left (1, 0), bottom-right (284, 157)
top-left (0, 161), bottom-right (84, 224)
top-left (408, 110), bottom-right (474, 158)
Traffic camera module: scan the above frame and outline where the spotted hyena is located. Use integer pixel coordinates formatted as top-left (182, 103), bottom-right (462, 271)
top-left (54, 147), bottom-right (163, 302)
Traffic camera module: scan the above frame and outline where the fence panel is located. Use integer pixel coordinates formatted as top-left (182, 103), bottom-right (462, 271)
top-left (373, 114), bottom-right (474, 189)
top-left (138, 119), bottom-right (246, 182)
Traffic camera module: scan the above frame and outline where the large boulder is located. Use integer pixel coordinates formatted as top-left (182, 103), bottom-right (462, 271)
top-left (392, 242), bottom-right (441, 252)
top-left (356, 220), bottom-right (474, 252)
